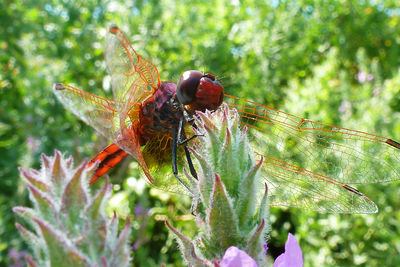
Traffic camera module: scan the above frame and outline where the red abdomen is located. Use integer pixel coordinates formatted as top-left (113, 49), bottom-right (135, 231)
top-left (88, 143), bottom-right (129, 183)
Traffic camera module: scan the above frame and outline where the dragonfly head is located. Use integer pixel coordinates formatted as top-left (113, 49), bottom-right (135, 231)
top-left (176, 70), bottom-right (224, 112)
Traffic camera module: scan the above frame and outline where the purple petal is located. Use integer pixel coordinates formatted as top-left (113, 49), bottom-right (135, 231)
top-left (220, 246), bottom-right (258, 267)
top-left (338, 100), bottom-right (351, 114)
top-left (273, 233), bottom-right (303, 267)
top-left (263, 242), bottom-right (269, 255)
top-left (357, 71), bottom-right (367, 83)
top-left (134, 204), bottom-right (144, 215)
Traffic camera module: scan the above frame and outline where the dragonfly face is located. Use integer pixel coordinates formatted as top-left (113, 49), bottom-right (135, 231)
top-left (176, 70), bottom-right (224, 112)
top-left (54, 26), bottom-right (400, 213)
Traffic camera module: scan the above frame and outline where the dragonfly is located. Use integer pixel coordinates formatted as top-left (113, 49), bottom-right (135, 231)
top-left (54, 26), bottom-right (400, 214)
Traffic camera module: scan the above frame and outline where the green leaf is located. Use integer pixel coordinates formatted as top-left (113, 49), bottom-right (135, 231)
top-left (197, 112), bottom-right (222, 167)
top-left (109, 219), bottom-right (131, 267)
top-left (83, 178), bottom-right (110, 254)
top-left (60, 160), bottom-right (88, 226)
top-left (236, 158), bottom-right (263, 228)
top-left (13, 206), bottom-right (37, 225)
top-left (15, 223), bottom-right (42, 263)
top-left (33, 218), bottom-right (88, 267)
top-left (50, 151), bottom-right (64, 188)
top-left (207, 174), bottom-right (239, 254)
top-left (165, 221), bottom-right (207, 267)
top-left (19, 167), bottom-right (50, 193)
top-left (246, 219), bottom-right (267, 265)
top-left (257, 183), bottom-right (269, 223)
top-left (187, 146), bottom-right (214, 208)
top-left (107, 211), bottom-right (118, 249)
top-left (26, 183), bottom-right (56, 224)
top-left (217, 127), bottom-right (236, 194)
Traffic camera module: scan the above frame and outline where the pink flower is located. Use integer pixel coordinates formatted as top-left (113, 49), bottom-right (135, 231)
top-left (357, 71), bottom-right (367, 83)
top-left (357, 71), bottom-right (374, 83)
top-left (219, 233), bottom-right (303, 267)
top-left (220, 246), bottom-right (257, 267)
top-left (264, 242), bottom-right (268, 255)
top-left (338, 100), bottom-right (351, 114)
top-left (273, 233), bottom-right (303, 267)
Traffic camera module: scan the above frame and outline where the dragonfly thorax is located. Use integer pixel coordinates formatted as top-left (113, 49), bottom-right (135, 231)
top-left (138, 82), bottom-right (184, 145)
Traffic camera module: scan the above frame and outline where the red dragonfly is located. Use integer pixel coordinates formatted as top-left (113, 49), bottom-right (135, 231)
top-left (54, 26), bottom-right (400, 213)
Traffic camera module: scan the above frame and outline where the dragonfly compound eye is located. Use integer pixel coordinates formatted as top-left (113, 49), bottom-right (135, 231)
top-left (177, 70), bottom-right (204, 105)
top-left (177, 70), bottom-right (224, 112)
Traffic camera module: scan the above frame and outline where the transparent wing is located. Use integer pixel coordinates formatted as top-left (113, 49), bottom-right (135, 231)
top-left (54, 26), bottom-right (162, 185)
top-left (224, 94), bottom-right (400, 213)
top-left (101, 26), bottom-right (163, 184)
top-left (53, 83), bottom-right (120, 141)
top-left (140, 132), bottom-right (191, 194)
top-left (259, 153), bottom-right (377, 213)
top-left (105, 26), bottom-right (160, 130)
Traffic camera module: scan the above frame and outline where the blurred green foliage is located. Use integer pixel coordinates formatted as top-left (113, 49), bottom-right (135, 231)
top-left (1, 0), bottom-right (400, 266)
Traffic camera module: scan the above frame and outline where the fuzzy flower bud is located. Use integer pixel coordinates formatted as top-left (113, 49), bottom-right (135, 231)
top-left (166, 104), bottom-right (269, 266)
top-left (13, 150), bottom-right (131, 267)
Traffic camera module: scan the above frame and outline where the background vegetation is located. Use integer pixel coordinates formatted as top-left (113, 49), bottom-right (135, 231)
top-left (1, 0), bottom-right (400, 266)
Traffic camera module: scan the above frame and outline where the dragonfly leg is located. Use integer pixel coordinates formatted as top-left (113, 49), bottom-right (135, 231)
top-left (184, 144), bottom-right (198, 180)
top-left (177, 134), bottom-right (204, 145)
top-left (176, 116), bottom-right (198, 179)
top-left (177, 115), bottom-right (203, 145)
top-left (172, 125), bottom-right (193, 194)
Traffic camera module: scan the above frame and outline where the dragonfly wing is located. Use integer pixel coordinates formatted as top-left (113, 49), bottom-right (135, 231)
top-left (55, 26), bottom-right (161, 185)
top-left (259, 153), bottom-right (377, 213)
top-left (53, 83), bottom-right (120, 141)
top-left (225, 94), bottom-right (400, 184)
top-left (140, 132), bottom-right (192, 195)
top-left (224, 94), bottom-right (400, 213)
top-left (101, 26), bottom-right (162, 184)
top-left (53, 84), bottom-right (153, 183)
top-left (105, 26), bottom-right (160, 130)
